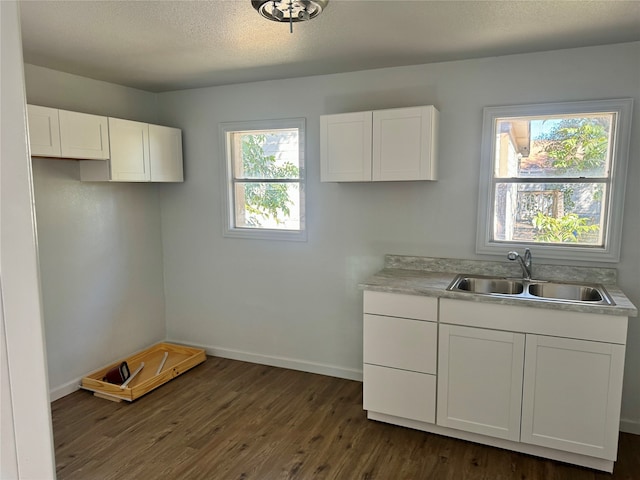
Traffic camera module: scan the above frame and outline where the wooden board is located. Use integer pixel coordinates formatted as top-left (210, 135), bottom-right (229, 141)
top-left (81, 342), bottom-right (206, 402)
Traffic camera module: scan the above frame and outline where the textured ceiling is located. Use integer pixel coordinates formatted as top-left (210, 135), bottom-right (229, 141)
top-left (19, 0), bottom-right (640, 93)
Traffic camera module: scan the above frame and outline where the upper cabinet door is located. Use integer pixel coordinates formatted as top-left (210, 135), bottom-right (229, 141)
top-left (108, 118), bottom-right (150, 182)
top-left (27, 105), bottom-right (61, 157)
top-left (149, 124), bottom-right (183, 182)
top-left (58, 110), bottom-right (109, 160)
top-left (372, 106), bottom-right (438, 181)
top-left (320, 111), bottom-right (372, 182)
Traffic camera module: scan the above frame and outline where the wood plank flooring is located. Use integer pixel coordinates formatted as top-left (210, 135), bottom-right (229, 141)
top-left (52, 356), bottom-right (640, 480)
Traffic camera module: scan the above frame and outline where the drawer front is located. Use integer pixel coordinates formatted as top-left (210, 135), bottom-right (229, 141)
top-left (364, 291), bottom-right (437, 321)
top-left (364, 314), bottom-right (437, 374)
top-left (363, 364), bottom-right (436, 424)
top-left (440, 298), bottom-right (627, 344)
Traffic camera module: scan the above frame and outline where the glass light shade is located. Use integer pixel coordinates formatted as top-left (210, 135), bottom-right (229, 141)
top-left (251, 0), bottom-right (328, 23)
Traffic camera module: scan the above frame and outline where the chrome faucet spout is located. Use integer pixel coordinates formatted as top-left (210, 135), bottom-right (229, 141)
top-left (507, 248), bottom-right (532, 280)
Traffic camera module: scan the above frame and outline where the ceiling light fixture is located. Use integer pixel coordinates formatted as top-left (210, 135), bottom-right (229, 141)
top-left (252, 1), bottom-right (328, 33)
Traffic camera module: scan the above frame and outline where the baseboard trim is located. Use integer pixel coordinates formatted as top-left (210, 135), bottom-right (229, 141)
top-left (51, 339), bottom-right (637, 435)
top-left (620, 418), bottom-right (640, 435)
top-left (49, 340), bottom-right (362, 402)
top-left (50, 378), bottom-right (81, 402)
top-left (168, 339), bottom-right (364, 382)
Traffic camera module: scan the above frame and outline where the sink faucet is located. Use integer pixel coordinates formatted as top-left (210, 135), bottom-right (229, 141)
top-left (507, 248), bottom-right (532, 280)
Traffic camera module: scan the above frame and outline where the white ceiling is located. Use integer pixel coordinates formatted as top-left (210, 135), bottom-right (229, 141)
top-left (19, 0), bottom-right (640, 93)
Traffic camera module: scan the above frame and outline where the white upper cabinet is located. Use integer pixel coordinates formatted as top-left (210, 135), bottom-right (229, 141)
top-left (108, 118), bottom-right (151, 182)
top-left (28, 106), bottom-right (109, 160)
top-left (58, 110), bottom-right (109, 160)
top-left (27, 105), bottom-right (183, 183)
top-left (320, 105), bottom-right (438, 182)
top-left (27, 105), bottom-right (61, 157)
top-left (373, 106), bottom-right (438, 181)
top-left (320, 111), bottom-right (372, 182)
top-left (149, 124), bottom-right (184, 182)
top-left (79, 118), bottom-right (184, 183)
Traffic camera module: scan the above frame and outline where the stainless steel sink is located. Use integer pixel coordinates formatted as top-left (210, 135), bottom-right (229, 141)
top-left (447, 274), bottom-right (614, 306)
top-left (450, 276), bottom-right (524, 295)
top-left (528, 282), bottom-right (609, 303)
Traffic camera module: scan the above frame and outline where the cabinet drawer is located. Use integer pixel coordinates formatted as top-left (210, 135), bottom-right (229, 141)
top-left (364, 291), bottom-right (437, 321)
top-left (364, 314), bottom-right (437, 374)
top-left (363, 364), bottom-right (436, 424)
top-left (440, 298), bottom-right (627, 344)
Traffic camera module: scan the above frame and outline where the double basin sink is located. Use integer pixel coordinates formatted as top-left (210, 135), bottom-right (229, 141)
top-left (447, 274), bottom-right (614, 306)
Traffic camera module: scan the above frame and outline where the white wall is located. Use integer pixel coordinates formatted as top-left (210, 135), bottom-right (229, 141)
top-left (156, 42), bottom-right (640, 431)
top-left (1, 1), bottom-right (56, 477)
top-left (24, 65), bottom-right (167, 399)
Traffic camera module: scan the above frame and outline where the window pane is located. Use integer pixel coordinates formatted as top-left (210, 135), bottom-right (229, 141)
top-left (234, 182), bottom-right (301, 230)
top-left (494, 114), bottom-right (614, 179)
top-left (493, 182), bottom-right (605, 245)
top-left (233, 129), bottom-right (300, 180)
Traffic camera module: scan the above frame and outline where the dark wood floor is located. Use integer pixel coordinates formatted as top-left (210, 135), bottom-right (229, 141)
top-left (52, 356), bottom-right (639, 480)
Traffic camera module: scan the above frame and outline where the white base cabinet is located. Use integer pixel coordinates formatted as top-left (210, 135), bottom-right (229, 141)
top-left (437, 324), bottom-right (524, 442)
top-left (321, 105), bottom-right (438, 182)
top-left (364, 364), bottom-right (436, 424)
top-left (363, 291), bottom-right (438, 424)
top-left (362, 292), bottom-right (629, 472)
top-left (521, 335), bottom-right (625, 459)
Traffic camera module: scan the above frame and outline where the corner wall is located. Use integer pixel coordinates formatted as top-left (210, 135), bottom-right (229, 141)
top-left (156, 42), bottom-right (640, 431)
top-left (24, 65), bottom-right (167, 399)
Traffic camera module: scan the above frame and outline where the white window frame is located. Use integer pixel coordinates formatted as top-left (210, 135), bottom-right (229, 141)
top-left (220, 118), bottom-right (306, 241)
top-left (476, 99), bottom-right (633, 262)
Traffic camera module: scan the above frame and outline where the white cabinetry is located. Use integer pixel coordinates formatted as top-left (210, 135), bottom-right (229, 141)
top-left (58, 110), bottom-right (109, 159)
top-left (363, 291), bottom-right (438, 423)
top-left (27, 105), bottom-right (61, 157)
top-left (320, 106), bottom-right (438, 182)
top-left (108, 118), bottom-right (150, 182)
top-left (437, 324), bottom-right (524, 441)
top-left (149, 124), bottom-right (184, 182)
top-left (80, 118), bottom-right (183, 182)
top-left (320, 112), bottom-right (372, 182)
top-left (521, 335), bottom-right (625, 459)
top-left (361, 290), bottom-right (629, 472)
top-left (27, 105), bottom-right (109, 159)
top-left (438, 298), bottom-right (627, 466)
top-left (27, 104), bottom-right (183, 182)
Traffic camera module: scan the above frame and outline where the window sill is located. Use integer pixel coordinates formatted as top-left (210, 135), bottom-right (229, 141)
top-left (223, 227), bottom-right (307, 242)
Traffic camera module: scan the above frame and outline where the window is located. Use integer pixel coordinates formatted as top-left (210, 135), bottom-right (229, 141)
top-left (221, 118), bottom-right (306, 241)
top-left (476, 99), bottom-right (633, 262)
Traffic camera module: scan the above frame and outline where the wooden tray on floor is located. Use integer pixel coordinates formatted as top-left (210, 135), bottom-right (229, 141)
top-left (81, 342), bottom-right (206, 402)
